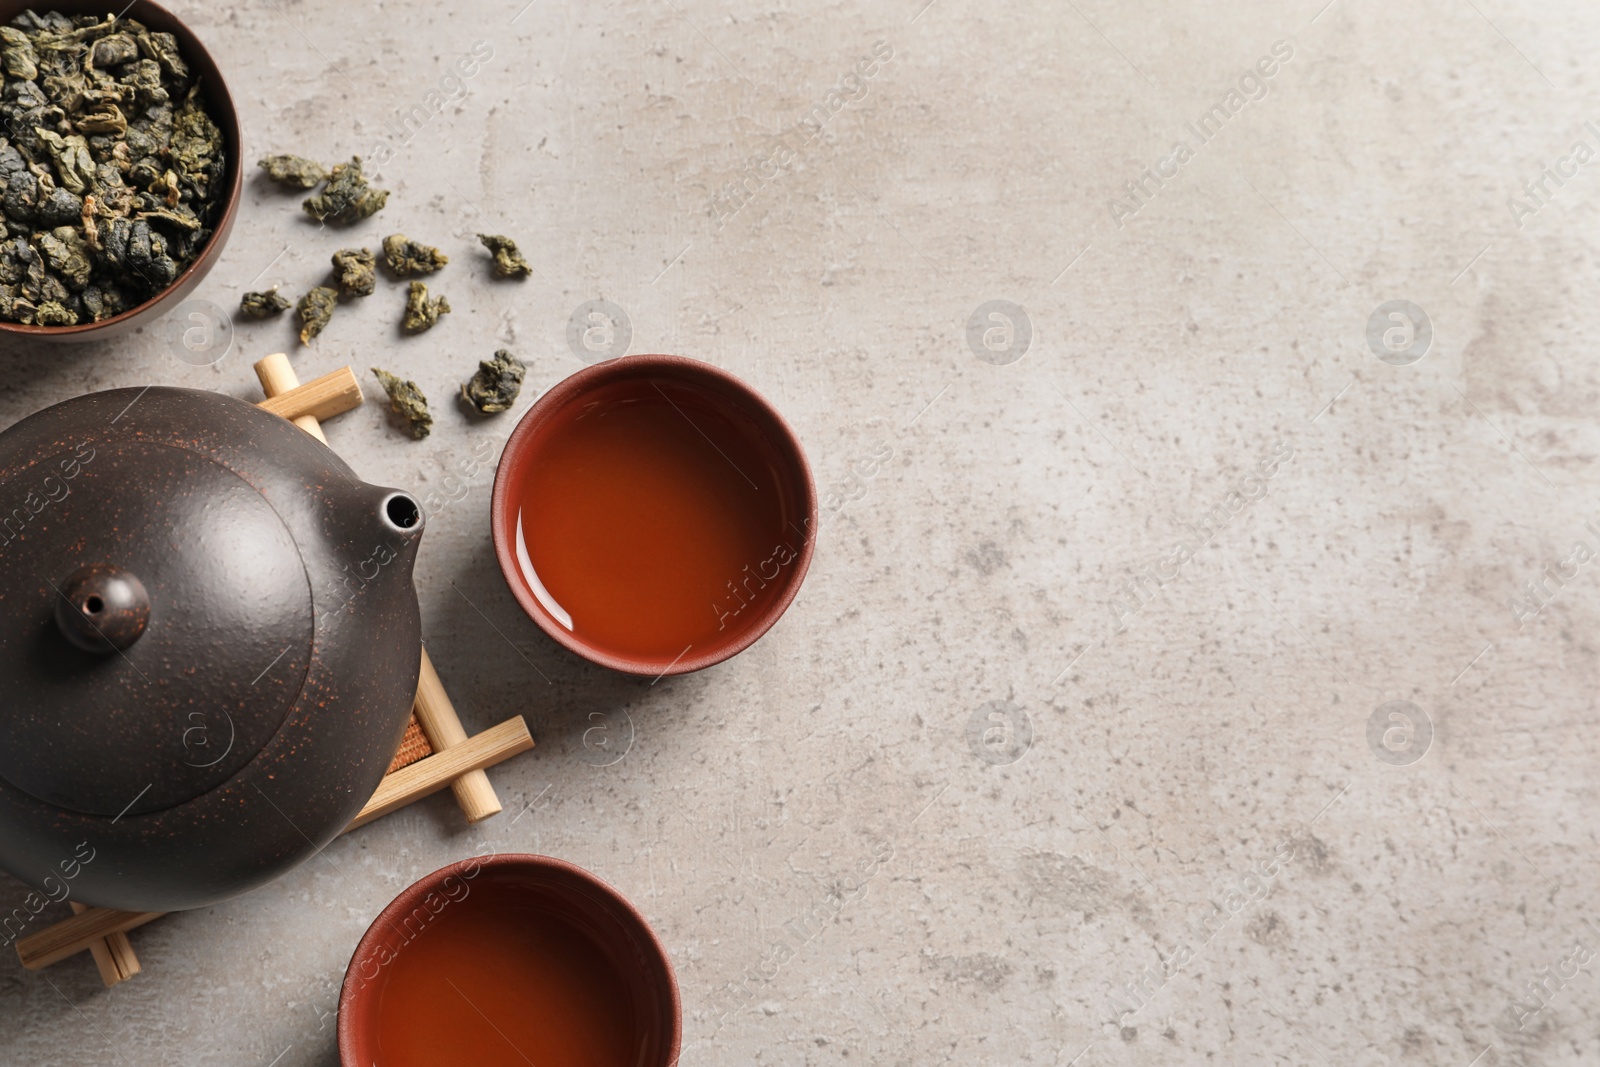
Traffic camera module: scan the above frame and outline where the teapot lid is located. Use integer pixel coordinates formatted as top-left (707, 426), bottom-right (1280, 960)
top-left (0, 394), bottom-right (313, 819)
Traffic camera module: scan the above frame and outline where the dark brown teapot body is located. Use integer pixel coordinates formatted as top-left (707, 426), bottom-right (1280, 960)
top-left (0, 387), bottom-right (424, 911)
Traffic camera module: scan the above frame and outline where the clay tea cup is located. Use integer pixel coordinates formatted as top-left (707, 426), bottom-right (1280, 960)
top-left (491, 354), bottom-right (817, 676)
top-left (338, 854), bottom-right (681, 1067)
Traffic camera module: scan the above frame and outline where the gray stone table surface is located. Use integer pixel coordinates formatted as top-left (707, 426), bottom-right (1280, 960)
top-left (2, 0), bottom-right (1600, 1064)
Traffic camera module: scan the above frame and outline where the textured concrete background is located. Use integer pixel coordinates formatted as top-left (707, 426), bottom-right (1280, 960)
top-left (2, 0), bottom-right (1600, 1063)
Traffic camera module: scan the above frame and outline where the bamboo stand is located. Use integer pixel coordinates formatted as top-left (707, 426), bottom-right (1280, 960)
top-left (13, 357), bottom-right (534, 983)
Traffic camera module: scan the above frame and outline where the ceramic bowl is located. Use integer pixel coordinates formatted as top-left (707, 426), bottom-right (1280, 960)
top-left (491, 354), bottom-right (817, 676)
top-left (0, 0), bottom-right (242, 342)
top-left (338, 854), bottom-right (681, 1067)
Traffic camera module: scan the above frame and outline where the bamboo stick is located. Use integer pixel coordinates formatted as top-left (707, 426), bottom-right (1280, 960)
top-left (254, 353), bottom-right (329, 441)
top-left (18, 909), bottom-right (162, 971)
top-left (413, 649), bottom-right (503, 823)
top-left (70, 902), bottom-right (140, 985)
top-left (256, 366), bottom-right (363, 429)
top-left (346, 717), bottom-right (533, 830)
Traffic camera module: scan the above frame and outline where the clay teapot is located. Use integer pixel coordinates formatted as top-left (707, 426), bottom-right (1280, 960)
top-left (0, 387), bottom-right (424, 912)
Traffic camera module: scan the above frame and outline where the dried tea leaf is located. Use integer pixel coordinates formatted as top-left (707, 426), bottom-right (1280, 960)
top-left (77, 102), bottom-right (127, 136)
top-left (35, 300), bottom-right (76, 326)
top-left (37, 227), bottom-right (91, 289)
top-left (38, 267), bottom-right (70, 307)
top-left (477, 233), bottom-right (531, 278)
top-left (0, 238), bottom-right (44, 304)
top-left (401, 280), bottom-right (449, 333)
top-left (331, 247), bottom-right (375, 298)
top-left (123, 57), bottom-right (166, 107)
top-left (80, 281), bottom-right (131, 322)
top-left (381, 233), bottom-right (447, 276)
top-left (297, 285), bottom-right (337, 344)
top-left (0, 26), bottom-right (38, 80)
top-left (136, 30), bottom-right (188, 81)
top-left (36, 184), bottom-right (86, 228)
top-left (136, 206), bottom-right (200, 231)
top-left (372, 368), bottom-right (432, 440)
top-left (239, 288), bottom-right (290, 319)
top-left (89, 32), bottom-right (138, 68)
top-left (258, 153), bottom-right (327, 190)
top-left (124, 218), bottom-right (177, 291)
top-left (461, 349), bottom-right (527, 414)
top-left (35, 130), bottom-right (95, 195)
top-left (303, 156), bottom-right (388, 224)
top-left (171, 89), bottom-right (222, 180)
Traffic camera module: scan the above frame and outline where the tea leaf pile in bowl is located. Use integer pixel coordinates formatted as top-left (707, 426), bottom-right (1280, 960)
top-left (0, 8), bottom-right (227, 326)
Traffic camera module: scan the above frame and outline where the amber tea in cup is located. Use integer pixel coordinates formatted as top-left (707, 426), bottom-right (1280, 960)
top-left (491, 355), bottom-right (816, 676)
top-left (339, 855), bottom-right (680, 1066)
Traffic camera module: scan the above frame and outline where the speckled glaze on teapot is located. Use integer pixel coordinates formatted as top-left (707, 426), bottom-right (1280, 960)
top-left (0, 387), bottom-right (424, 912)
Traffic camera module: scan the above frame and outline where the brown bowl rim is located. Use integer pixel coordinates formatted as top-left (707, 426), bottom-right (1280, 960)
top-left (0, 0), bottom-right (243, 337)
top-left (337, 852), bottom-right (682, 1067)
top-left (490, 353), bottom-right (818, 677)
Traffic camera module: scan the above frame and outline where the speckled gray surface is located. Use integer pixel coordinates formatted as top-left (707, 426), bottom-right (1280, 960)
top-left (3, 0), bottom-right (1600, 1064)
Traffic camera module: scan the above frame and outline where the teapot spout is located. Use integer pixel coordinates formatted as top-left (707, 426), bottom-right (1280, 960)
top-left (379, 490), bottom-right (425, 538)
top-left (375, 489), bottom-right (426, 566)
top-left (314, 485), bottom-right (426, 632)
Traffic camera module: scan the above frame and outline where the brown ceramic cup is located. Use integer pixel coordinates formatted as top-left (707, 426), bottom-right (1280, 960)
top-left (0, 0), bottom-right (242, 342)
top-left (339, 854), bottom-right (681, 1067)
top-left (491, 354), bottom-right (817, 676)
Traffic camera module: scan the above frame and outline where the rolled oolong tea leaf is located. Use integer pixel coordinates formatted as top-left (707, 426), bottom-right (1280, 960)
top-left (35, 300), bottom-right (75, 326)
top-left (303, 156), bottom-right (388, 224)
top-left (476, 233), bottom-right (531, 278)
top-left (124, 218), bottom-right (180, 292)
top-left (239, 287), bottom-right (290, 319)
top-left (461, 349), bottom-right (527, 414)
top-left (381, 233), bottom-right (447, 276)
top-left (79, 281), bottom-right (132, 323)
top-left (0, 26), bottom-right (38, 80)
top-left (0, 10), bottom-right (230, 326)
top-left (35, 130), bottom-right (95, 196)
top-left (258, 154), bottom-right (328, 190)
top-left (139, 28), bottom-right (189, 80)
top-left (297, 285), bottom-right (337, 344)
top-left (88, 31), bottom-right (138, 68)
top-left (332, 247), bottom-right (376, 297)
top-left (401, 280), bottom-right (449, 333)
top-left (372, 368), bottom-right (432, 440)
top-left (37, 227), bottom-right (92, 289)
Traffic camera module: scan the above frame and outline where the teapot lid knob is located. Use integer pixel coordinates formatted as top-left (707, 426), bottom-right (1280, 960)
top-left (53, 564), bottom-right (150, 654)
